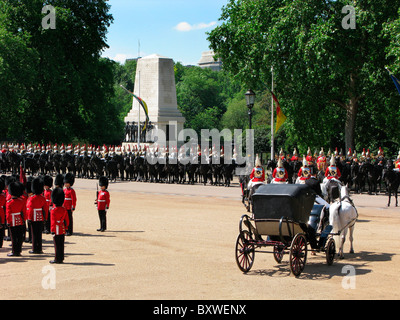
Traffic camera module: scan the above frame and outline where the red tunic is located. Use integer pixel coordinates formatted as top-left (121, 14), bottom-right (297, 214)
top-left (43, 188), bottom-right (52, 213)
top-left (272, 168), bottom-right (288, 182)
top-left (63, 187), bottom-right (77, 211)
top-left (50, 206), bottom-right (69, 235)
top-left (97, 190), bottom-right (110, 211)
top-left (325, 166), bottom-right (341, 180)
top-left (26, 194), bottom-right (48, 222)
top-left (6, 197), bottom-right (26, 227)
top-left (250, 167), bottom-right (265, 183)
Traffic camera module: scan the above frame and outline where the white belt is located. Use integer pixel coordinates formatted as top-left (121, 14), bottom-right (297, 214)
top-left (65, 198), bottom-right (72, 201)
top-left (98, 200), bottom-right (106, 202)
top-left (33, 208), bottom-right (43, 222)
top-left (10, 212), bottom-right (21, 225)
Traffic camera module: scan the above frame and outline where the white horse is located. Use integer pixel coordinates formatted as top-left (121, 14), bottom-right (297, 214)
top-left (329, 185), bottom-right (358, 259)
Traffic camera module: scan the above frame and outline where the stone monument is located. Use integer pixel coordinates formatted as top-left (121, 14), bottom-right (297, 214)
top-left (123, 54), bottom-right (186, 151)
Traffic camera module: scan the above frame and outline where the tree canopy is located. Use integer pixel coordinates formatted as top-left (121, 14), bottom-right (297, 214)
top-left (208, 0), bottom-right (400, 156)
top-left (0, 0), bottom-right (122, 145)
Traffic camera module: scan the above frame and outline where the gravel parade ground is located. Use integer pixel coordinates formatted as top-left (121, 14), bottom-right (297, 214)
top-left (2, 178), bottom-right (400, 300)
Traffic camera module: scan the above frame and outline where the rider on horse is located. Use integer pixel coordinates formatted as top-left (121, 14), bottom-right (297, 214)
top-left (297, 157), bottom-right (311, 184)
top-left (248, 154), bottom-right (265, 190)
top-left (272, 158), bottom-right (288, 184)
top-left (317, 148), bottom-right (327, 172)
top-left (325, 156), bottom-right (341, 180)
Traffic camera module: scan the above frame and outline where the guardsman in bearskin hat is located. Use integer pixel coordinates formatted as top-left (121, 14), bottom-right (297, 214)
top-left (26, 177), bottom-right (47, 254)
top-left (43, 175), bottom-right (53, 234)
top-left (325, 156), bottom-right (341, 181)
top-left (248, 154), bottom-right (265, 190)
top-left (272, 158), bottom-right (288, 184)
top-left (63, 173), bottom-right (77, 236)
top-left (296, 157), bottom-right (311, 184)
top-left (6, 182), bottom-right (26, 256)
top-left (50, 187), bottom-right (69, 264)
top-left (95, 176), bottom-right (110, 232)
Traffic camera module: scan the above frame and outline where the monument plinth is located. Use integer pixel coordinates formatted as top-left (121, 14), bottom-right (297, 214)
top-left (123, 54), bottom-right (186, 150)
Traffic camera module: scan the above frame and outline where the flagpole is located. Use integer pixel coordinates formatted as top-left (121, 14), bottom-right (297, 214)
top-left (137, 71), bottom-right (141, 150)
top-left (271, 66), bottom-right (274, 161)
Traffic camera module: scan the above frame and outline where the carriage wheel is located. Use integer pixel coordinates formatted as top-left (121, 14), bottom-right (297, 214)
top-left (325, 238), bottom-right (336, 266)
top-left (235, 231), bottom-right (255, 273)
top-left (289, 233), bottom-right (307, 277)
top-left (273, 245), bottom-right (285, 264)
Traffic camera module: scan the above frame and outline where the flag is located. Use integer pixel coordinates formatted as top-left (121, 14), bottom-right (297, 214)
top-left (119, 85), bottom-right (150, 131)
top-left (390, 74), bottom-right (400, 96)
top-left (19, 164), bottom-right (26, 186)
top-left (271, 91), bottom-right (286, 133)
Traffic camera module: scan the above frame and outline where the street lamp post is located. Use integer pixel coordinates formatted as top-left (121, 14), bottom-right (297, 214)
top-left (245, 89), bottom-right (256, 130)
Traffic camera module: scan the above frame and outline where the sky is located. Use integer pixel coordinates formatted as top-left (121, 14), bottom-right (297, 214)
top-left (101, 0), bottom-right (229, 66)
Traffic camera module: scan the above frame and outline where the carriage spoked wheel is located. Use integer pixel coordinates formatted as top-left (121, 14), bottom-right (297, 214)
top-left (325, 238), bottom-right (336, 266)
top-left (273, 245), bottom-right (285, 263)
top-left (235, 231), bottom-right (255, 273)
top-left (289, 233), bottom-right (307, 277)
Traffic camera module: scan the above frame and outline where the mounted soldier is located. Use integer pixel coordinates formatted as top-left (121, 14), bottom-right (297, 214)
top-left (317, 148), bottom-right (327, 172)
top-left (325, 156), bottom-right (341, 181)
top-left (296, 157), bottom-right (311, 184)
top-left (272, 158), bottom-right (288, 184)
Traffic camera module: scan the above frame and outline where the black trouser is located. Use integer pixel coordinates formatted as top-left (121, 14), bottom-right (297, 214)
top-left (52, 234), bottom-right (65, 263)
top-left (31, 221), bottom-right (43, 253)
top-left (67, 210), bottom-right (73, 235)
top-left (44, 210), bottom-right (51, 233)
top-left (0, 224), bottom-right (5, 248)
top-left (9, 225), bottom-right (24, 255)
top-left (98, 210), bottom-right (107, 231)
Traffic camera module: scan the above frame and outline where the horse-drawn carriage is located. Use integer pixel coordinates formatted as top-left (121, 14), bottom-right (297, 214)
top-left (235, 184), bottom-right (337, 277)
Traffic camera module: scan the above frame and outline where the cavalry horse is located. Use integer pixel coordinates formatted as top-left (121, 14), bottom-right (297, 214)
top-left (383, 160), bottom-right (400, 207)
top-left (329, 185), bottom-right (358, 259)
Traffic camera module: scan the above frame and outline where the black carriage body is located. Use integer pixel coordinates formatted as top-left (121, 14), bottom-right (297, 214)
top-left (252, 184), bottom-right (316, 224)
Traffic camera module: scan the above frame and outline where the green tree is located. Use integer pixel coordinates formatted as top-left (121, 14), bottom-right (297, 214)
top-left (0, 0), bottom-right (120, 144)
top-left (208, 0), bottom-right (400, 153)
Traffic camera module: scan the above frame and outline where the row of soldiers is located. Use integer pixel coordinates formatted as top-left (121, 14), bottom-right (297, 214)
top-left (0, 172), bottom-right (110, 263)
top-left (276, 146), bottom-right (387, 170)
top-left (0, 173), bottom-right (76, 263)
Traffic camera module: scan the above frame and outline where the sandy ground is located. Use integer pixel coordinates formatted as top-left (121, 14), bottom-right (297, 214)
top-left (1, 178), bottom-right (400, 300)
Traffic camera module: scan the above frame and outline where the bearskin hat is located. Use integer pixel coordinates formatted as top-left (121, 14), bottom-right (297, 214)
top-left (63, 172), bottom-right (75, 186)
top-left (32, 177), bottom-right (44, 195)
top-left (8, 182), bottom-right (23, 198)
top-left (99, 176), bottom-right (109, 188)
top-left (5, 175), bottom-right (15, 187)
top-left (51, 187), bottom-right (65, 207)
top-left (54, 174), bottom-right (64, 187)
top-left (0, 178), bottom-right (4, 193)
top-left (43, 175), bottom-right (53, 188)
top-left (26, 180), bottom-right (32, 194)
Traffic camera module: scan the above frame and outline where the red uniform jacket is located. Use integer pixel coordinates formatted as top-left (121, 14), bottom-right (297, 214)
top-left (325, 166), bottom-right (341, 180)
top-left (63, 187), bottom-right (77, 211)
top-left (272, 168), bottom-right (288, 182)
top-left (0, 192), bottom-right (6, 224)
top-left (26, 194), bottom-right (48, 222)
top-left (6, 197), bottom-right (26, 227)
top-left (250, 167), bottom-right (265, 183)
top-left (298, 167), bottom-right (311, 181)
top-left (43, 188), bottom-right (52, 213)
top-left (97, 190), bottom-right (110, 211)
top-left (51, 206), bottom-right (69, 235)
